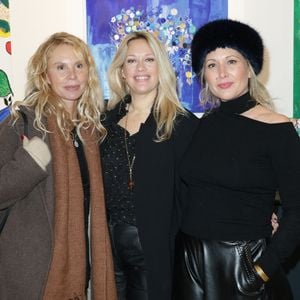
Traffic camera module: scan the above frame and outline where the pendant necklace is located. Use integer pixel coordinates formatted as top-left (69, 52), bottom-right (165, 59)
top-left (124, 108), bottom-right (136, 190)
top-left (71, 128), bottom-right (79, 148)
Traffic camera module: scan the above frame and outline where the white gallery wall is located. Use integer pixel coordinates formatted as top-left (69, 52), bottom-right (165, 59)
top-left (10, 0), bottom-right (293, 116)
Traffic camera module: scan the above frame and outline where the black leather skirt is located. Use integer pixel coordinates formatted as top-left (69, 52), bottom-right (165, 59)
top-left (173, 232), bottom-right (292, 300)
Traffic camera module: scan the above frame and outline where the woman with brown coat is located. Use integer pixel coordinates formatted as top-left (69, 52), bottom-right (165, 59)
top-left (0, 32), bottom-right (116, 300)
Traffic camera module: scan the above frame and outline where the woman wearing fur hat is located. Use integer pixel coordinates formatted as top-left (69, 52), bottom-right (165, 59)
top-left (173, 19), bottom-right (300, 299)
top-left (0, 32), bottom-right (116, 299)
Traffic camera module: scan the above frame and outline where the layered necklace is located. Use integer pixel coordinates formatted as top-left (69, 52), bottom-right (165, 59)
top-left (124, 108), bottom-right (136, 190)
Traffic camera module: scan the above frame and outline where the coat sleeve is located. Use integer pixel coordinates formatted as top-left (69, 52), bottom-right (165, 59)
top-left (0, 117), bottom-right (48, 209)
top-left (256, 123), bottom-right (300, 277)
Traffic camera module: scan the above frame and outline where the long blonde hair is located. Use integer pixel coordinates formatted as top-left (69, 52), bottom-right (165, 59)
top-left (12, 32), bottom-right (106, 141)
top-left (107, 31), bottom-right (186, 141)
top-left (199, 59), bottom-right (273, 111)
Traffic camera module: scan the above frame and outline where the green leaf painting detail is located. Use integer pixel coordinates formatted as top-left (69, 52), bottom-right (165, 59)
top-left (0, 19), bottom-right (9, 34)
top-left (0, 0), bottom-right (9, 8)
top-left (294, 0), bottom-right (300, 117)
top-left (0, 70), bottom-right (13, 98)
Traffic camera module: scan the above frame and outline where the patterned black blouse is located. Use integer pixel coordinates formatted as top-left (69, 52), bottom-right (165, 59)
top-left (101, 121), bottom-right (137, 225)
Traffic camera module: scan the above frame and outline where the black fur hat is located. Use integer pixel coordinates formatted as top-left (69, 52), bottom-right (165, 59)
top-left (191, 19), bottom-right (264, 75)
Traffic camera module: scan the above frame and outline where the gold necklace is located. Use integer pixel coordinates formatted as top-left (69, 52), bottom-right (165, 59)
top-left (124, 109), bottom-right (136, 190)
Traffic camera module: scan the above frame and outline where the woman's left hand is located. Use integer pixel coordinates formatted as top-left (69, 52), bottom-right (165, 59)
top-left (271, 213), bottom-right (279, 235)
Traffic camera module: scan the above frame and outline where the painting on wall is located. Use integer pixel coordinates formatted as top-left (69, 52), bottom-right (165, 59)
top-left (86, 0), bottom-right (228, 112)
top-left (0, 0), bottom-right (13, 121)
top-left (294, 0), bottom-right (300, 119)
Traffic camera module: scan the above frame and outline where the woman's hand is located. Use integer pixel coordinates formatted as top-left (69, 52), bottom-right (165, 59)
top-left (22, 136), bottom-right (51, 171)
top-left (271, 213), bottom-right (279, 235)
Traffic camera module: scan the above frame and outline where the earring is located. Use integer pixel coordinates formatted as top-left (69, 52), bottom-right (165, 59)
top-left (121, 69), bottom-right (126, 80)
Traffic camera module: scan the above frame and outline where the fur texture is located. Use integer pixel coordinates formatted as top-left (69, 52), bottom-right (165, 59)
top-left (191, 19), bottom-right (264, 75)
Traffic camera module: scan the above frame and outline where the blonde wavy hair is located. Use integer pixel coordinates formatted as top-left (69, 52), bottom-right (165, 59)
top-left (12, 32), bottom-right (106, 141)
top-left (107, 31), bottom-right (186, 142)
top-left (199, 60), bottom-right (273, 111)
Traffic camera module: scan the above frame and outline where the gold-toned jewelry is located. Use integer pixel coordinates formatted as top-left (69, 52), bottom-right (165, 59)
top-left (254, 264), bottom-right (269, 282)
top-left (124, 107), bottom-right (136, 190)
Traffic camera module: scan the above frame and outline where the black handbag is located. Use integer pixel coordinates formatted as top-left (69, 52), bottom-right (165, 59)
top-left (0, 111), bottom-right (28, 234)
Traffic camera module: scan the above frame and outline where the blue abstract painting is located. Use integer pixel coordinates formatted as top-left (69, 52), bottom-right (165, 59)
top-left (86, 0), bottom-right (228, 112)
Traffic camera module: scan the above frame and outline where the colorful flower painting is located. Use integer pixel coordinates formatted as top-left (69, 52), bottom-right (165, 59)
top-left (86, 0), bottom-right (228, 112)
top-left (0, 0), bottom-right (13, 122)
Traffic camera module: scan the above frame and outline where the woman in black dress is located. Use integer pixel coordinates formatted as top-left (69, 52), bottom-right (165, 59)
top-left (173, 19), bottom-right (300, 299)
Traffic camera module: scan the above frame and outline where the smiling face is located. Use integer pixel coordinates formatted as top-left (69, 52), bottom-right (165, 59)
top-left (46, 44), bottom-right (89, 112)
top-left (203, 47), bottom-right (250, 101)
top-left (122, 38), bottom-right (159, 99)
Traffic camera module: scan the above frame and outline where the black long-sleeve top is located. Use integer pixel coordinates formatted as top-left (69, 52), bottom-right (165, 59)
top-left (180, 93), bottom-right (300, 278)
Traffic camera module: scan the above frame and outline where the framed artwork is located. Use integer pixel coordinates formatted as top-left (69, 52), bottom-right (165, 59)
top-left (86, 0), bottom-right (228, 112)
top-left (0, 0), bottom-right (13, 121)
top-left (294, 0), bottom-right (300, 118)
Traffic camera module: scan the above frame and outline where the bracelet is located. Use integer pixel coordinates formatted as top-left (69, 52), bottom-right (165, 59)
top-left (254, 264), bottom-right (269, 282)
